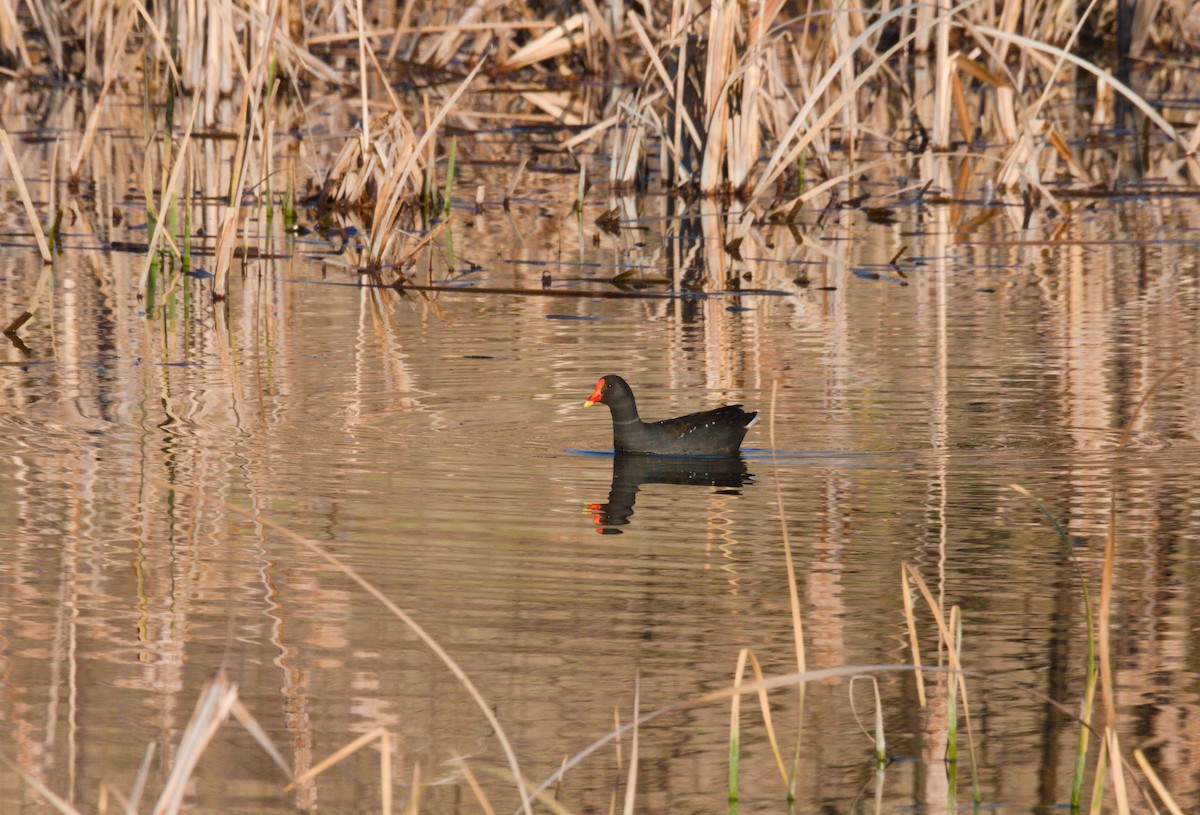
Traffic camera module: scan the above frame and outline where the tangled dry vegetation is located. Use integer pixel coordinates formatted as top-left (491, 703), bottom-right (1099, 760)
top-left (3, 0), bottom-right (1200, 276)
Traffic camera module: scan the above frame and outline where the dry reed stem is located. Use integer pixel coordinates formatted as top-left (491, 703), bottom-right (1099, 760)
top-left (847, 676), bottom-right (886, 759)
top-left (399, 763), bottom-right (417, 815)
top-left (286, 727), bottom-right (393, 815)
top-left (902, 565), bottom-right (981, 780)
top-left (769, 381), bottom-right (806, 679)
top-left (974, 25), bottom-right (1182, 148)
top-left (730, 648), bottom-right (748, 791)
top-left (354, 0), bottom-right (370, 157)
top-left (99, 779), bottom-right (138, 815)
top-left (24, 0), bottom-right (62, 70)
top-left (1133, 749), bottom-right (1185, 815)
top-left (621, 677), bottom-right (639, 815)
top-left (744, 650), bottom-right (790, 784)
top-left (130, 743), bottom-right (156, 811)
top-left (699, 0), bottom-right (734, 192)
top-left (419, 0), bottom-right (492, 66)
top-left (0, 129), bottom-right (51, 262)
top-left (230, 700), bottom-right (294, 780)
top-left (70, 4), bottom-right (135, 183)
top-left (161, 480), bottom-right (536, 815)
top-left (471, 765), bottom-right (578, 815)
top-left (900, 568), bottom-right (927, 706)
top-left (225, 0), bottom-right (280, 208)
top-left (504, 156), bottom-right (529, 205)
top-left (230, 0), bottom-right (341, 84)
top-left (579, 0), bottom-right (623, 73)
top-left (0, 0), bottom-right (31, 71)
top-left (152, 672), bottom-right (241, 815)
top-left (131, 0), bottom-right (182, 87)
top-left (137, 90), bottom-right (202, 292)
top-left (455, 762), bottom-right (498, 815)
top-left (212, 210), bottom-right (240, 299)
top-left (931, 0), bottom-right (954, 149)
top-left (0, 752), bottom-right (81, 814)
top-left (3, 262), bottom-right (52, 336)
top-left (1107, 729), bottom-right (1131, 815)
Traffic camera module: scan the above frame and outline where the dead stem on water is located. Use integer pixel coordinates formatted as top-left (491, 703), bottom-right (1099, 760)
top-left (3, 672), bottom-right (291, 815)
top-left (285, 727), bottom-right (394, 815)
top-left (158, 480), bottom-right (537, 815)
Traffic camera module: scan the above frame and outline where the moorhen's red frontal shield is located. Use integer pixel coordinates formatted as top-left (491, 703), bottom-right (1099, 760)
top-left (583, 374), bottom-right (757, 457)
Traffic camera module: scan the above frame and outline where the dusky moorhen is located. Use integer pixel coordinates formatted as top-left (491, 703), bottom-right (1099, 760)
top-left (583, 374), bottom-right (757, 456)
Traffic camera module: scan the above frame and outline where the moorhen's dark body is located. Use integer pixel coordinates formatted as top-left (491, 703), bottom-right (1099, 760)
top-left (584, 374), bottom-right (757, 457)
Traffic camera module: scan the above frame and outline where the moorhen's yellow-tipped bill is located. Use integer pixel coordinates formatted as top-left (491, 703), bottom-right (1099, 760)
top-left (583, 378), bottom-right (605, 407)
top-left (583, 374), bottom-right (757, 457)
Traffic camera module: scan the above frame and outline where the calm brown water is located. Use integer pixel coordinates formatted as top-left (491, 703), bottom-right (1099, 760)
top-left (2, 162), bottom-right (1200, 814)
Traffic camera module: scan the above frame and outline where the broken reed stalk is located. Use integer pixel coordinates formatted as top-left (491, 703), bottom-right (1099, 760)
top-left (0, 129), bottom-right (51, 263)
top-left (4, 261), bottom-right (54, 338)
top-left (212, 210), bottom-right (240, 300)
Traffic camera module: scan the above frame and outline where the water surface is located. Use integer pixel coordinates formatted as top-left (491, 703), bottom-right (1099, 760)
top-left (2, 163), bottom-right (1200, 813)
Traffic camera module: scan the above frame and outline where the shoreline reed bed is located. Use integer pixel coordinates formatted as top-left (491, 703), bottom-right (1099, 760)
top-left (0, 0), bottom-right (1192, 296)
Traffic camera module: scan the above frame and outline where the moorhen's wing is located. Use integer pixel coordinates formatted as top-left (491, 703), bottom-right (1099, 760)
top-left (652, 405), bottom-right (755, 438)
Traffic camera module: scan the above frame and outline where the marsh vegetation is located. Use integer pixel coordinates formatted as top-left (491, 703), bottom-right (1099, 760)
top-left (1, 0), bottom-right (1199, 813)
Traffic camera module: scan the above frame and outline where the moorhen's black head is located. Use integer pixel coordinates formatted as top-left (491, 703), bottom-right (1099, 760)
top-left (583, 375), bottom-right (634, 409)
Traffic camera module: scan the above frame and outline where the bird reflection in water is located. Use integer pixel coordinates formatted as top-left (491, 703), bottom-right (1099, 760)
top-left (588, 452), bottom-right (754, 533)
